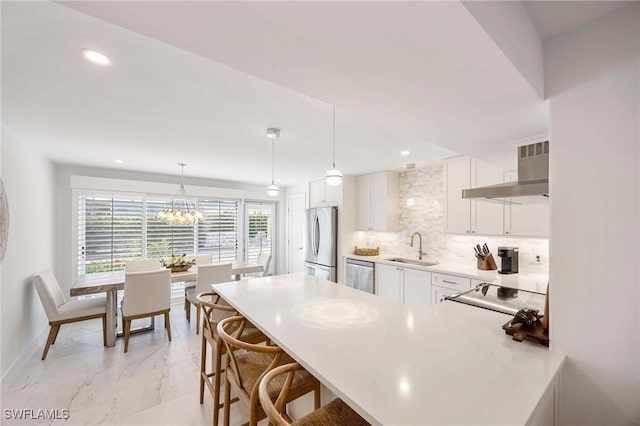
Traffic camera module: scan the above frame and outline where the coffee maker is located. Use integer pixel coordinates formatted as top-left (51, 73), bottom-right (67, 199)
top-left (497, 247), bottom-right (519, 274)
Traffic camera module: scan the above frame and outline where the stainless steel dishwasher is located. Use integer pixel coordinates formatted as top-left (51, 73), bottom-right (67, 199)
top-left (345, 258), bottom-right (375, 294)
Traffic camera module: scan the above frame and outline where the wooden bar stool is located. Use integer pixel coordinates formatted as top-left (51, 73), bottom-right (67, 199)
top-left (259, 363), bottom-right (370, 426)
top-left (217, 316), bottom-right (321, 426)
top-left (197, 292), bottom-right (266, 426)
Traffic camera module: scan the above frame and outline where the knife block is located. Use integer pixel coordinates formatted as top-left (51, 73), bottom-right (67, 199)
top-left (477, 254), bottom-right (498, 271)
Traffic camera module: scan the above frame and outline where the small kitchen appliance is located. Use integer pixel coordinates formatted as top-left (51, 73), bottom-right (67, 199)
top-left (497, 246), bottom-right (519, 274)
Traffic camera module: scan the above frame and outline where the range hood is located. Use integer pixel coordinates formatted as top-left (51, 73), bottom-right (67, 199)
top-left (462, 141), bottom-right (549, 204)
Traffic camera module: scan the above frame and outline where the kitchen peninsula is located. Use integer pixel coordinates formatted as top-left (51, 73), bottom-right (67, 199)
top-left (213, 273), bottom-right (565, 425)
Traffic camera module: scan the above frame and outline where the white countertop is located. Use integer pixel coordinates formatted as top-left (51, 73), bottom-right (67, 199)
top-left (213, 273), bottom-right (565, 425)
top-left (345, 254), bottom-right (549, 293)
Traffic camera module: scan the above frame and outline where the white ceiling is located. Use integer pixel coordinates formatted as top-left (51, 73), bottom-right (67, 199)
top-left (522, 0), bottom-right (635, 41)
top-left (3, 1), bottom-right (555, 186)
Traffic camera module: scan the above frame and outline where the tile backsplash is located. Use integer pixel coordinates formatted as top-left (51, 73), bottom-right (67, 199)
top-left (355, 162), bottom-right (549, 275)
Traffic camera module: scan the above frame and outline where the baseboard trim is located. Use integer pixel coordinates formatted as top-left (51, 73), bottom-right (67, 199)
top-left (0, 324), bottom-right (48, 392)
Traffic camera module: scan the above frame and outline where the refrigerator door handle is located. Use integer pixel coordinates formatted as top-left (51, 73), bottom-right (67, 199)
top-left (314, 214), bottom-right (321, 258)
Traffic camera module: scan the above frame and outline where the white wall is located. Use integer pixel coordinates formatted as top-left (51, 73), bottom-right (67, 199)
top-left (54, 164), bottom-right (286, 294)
top-left (545, 4), bottom-right (640, 424)
top-left (1, 129), bottom-right (56, 380)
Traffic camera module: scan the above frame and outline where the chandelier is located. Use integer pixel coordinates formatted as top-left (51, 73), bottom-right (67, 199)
top-left (157, 163), bottom-right (205, 226)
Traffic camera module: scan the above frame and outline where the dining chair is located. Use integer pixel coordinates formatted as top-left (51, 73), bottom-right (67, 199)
top-left (217, 316), bottom-right (320, 426)
top-left (259, 362), bottom-right (370, 426)
top-left (196, 291), bottom-right (266, 426)
top-left (184, 254), bottom-right (213, 311)
top-left (125, 258), bottom-right (161, 272)
top-left (185, 263), bottom-right (232, 333)
top-left (245, 253), bottom-right (272, 278)
top-left (121, 269), bottom-right (171, 352)
top-left (33, 270), bottom-right (107, 360)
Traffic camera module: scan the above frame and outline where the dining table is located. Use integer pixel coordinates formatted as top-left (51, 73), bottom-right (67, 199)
top-left (71, 262), bottom-right (263, 347)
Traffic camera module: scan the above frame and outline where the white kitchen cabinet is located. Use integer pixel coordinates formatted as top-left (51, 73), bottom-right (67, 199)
top-left (431, 286), bottom-right (460, 305)
top-left (432, 273), bottom-right (471, 292)
top-left (309, 179), bottom-right (342, 207)
top-left (356, 171), bottom-right (399, 231)
top-left (375, 264), bottom-right (402, 303)
top-left (375, 263), bottom-right (430, 305)
top-left (504, 171), bottom-right (549, 237)
top-left (445, 156), bottom-right (503, 235)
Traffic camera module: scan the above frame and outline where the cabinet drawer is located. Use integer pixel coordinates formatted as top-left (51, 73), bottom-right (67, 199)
top-left (431, 273), bottom-right (471, 291)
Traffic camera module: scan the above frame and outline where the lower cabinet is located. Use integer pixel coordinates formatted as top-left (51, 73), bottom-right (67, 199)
top-left (431, 286), bottom-right (460, 305)
top-left (375, 264), bottom-right (431, 305)
top-left (431, 273), bottom-right (472, 305)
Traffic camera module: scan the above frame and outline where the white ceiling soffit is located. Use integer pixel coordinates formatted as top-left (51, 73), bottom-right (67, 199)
top-left (522, 0), bottom-right (635, 41)
top-left (57, 1), bottom-right (549, 167)
top-left (1, 1), bottom-right (454, 187)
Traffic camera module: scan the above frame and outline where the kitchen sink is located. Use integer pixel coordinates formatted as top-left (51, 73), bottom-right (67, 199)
top-left (385, 258), bottom-right (439, 267)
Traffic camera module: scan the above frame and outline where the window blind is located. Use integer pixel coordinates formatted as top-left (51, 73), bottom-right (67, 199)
top-left (198, 200), bottom-right (239, 262)
top-left (77, 193), bottom-right (144, 275)
top-left (146, 198), bottom-right (196, 258)
top-left (245, 203), bottom-right (275, 270)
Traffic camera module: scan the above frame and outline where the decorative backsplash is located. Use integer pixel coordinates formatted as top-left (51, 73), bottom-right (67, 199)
top-left (358, 162), bottom-right (549, 275)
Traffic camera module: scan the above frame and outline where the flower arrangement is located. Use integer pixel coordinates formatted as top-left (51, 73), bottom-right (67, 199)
top-left (160, 253), bottom-right (196, 272)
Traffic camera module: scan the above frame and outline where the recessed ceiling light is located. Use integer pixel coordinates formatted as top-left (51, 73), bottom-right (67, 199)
top-left (114, 159), bottom-right (124, 164)
top-left (401, 150), bottom-right (411, 156)
top-left (82, 49), bottom-right (111, 66)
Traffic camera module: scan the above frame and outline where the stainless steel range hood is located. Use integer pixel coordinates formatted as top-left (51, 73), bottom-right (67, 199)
top-left (462, 141), bottom-right (549, 204)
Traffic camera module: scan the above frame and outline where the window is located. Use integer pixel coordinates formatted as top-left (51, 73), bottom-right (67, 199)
top-left (77, 193), bottom-right (143, 275)
top-left (245, 202), bottom-right (276, 274)
top-left (76, 191), bottom-right (241, 275)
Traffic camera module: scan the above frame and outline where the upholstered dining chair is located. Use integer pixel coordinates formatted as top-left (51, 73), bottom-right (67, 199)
top-left (196, 291), bottom-right (267, 426)
top-left (121, 269), bottom-right (171, 352)
top-left (185, 263), bottom-right (232, 333)
top-left (125, 258), bottom-right (161, 272)
top-left (259, 363), bottom-right (370, 426)
top-left (33, 270), bottom-right (107, 360)
top-left (184, 254), bottom-right (213, 311)
top-left (217, 316), bottom-right (320, 426)
top-left (244, 253), bottom-right (272, 278)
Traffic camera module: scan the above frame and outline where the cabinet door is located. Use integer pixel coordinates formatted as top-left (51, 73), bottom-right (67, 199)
top-left (324, 181), bottom-right (342, 205)
top-left (431, 286), bottom-right (460, 305)
top-left (371, 172), bottom-right (388, 231)
top-left (356, 175), bottom-right (372, 230)
top-left (309, 180), bottom-right (325, 207)
top-left (472, 159), bottom-right (504, 235)
top-left (402, 269), bottom-right (431, 305)
top-left (445, 156), bottom-right (471, 234)
top-left (375, 264), bottom-right (402, 303)
top-left (504, 171), bottom-right (549, 237)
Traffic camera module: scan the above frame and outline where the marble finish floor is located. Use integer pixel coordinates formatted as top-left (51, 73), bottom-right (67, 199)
top-left (1, 303), bottom-right (254, 426)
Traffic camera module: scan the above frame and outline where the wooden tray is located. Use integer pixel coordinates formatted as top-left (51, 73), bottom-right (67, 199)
top-left (354, 246), bottom-right (379, 256)
top-left (502, 318), bottom-right (549, 347)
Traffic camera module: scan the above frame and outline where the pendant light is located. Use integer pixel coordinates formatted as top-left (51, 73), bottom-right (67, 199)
top-left (406, 163), bottom-right (416, 207)
top-left (266, 128), bottom-right (280, 197)
top-left (157, 163), bottom-right (205, 225)
top-left (325, 106), bottom-right (343, 186)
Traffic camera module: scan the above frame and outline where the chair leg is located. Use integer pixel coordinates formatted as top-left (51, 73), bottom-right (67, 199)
top-left (123, 319), bottom-right (131, 353)
top-left (213, 341), bottom-right (223, 426)
top-left (199, 333), bottom-right (206, 404)
top-left (165, 311), bottom-right (172, 342)
top-left (186, 300), bottom-right (191, 323)
top-left (51, 323), bottom-right (62, 345)
top-left (102, 315), bottom-right (107, 347)
top-left (224, 374), bottom-right (231, 426)
top-left (314, 382), bottom-right (321, 409)
top-left (196, 304), bottom-right (201, 335)
top-left (42, 325), bottom-right (59, 360)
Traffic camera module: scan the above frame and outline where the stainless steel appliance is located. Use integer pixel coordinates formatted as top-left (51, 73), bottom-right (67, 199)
top-left (446, 283), bottom-right (546, 316)
top-left (462, 141), bottom-right (549, 203)
top-left (304, 207), bottom-right (338, 282)
top-left (497, 246), bottom-right (519, 274)
top-left (345, 258), bottom-right (375, 294)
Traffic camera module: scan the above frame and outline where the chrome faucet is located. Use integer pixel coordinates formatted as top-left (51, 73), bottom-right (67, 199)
top-left (410, 232), bottom-right (427, 260)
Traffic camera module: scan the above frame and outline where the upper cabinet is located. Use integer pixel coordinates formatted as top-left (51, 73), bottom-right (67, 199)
top-left (503, 171), bottom-right (549, 237)
top-left (356, 171), bottom-right (399, 231)
top-left (445, 156), bottom-right (503, 235)
top-left (309, 179), bottom-right (342, 208)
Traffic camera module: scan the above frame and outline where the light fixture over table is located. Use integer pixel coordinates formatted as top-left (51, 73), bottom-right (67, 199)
top-left (266, 128), bottom-right (280, 197)
top-left (325, 106), bottom-right (343, 186)
top-left (157, 163), bottom-right (205, 225)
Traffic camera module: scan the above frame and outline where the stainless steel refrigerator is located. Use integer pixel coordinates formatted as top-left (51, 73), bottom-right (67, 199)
top-left (303, 207), bottom-right (338, 282)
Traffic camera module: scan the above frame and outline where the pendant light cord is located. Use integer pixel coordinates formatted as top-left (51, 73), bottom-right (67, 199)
top-left (271, 139), bottom-right (275, 185)
top-left (332, 106), bottom-right (336, 169)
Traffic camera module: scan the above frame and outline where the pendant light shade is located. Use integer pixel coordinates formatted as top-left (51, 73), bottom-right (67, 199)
top-left (157, 163), bottom-right (205, 225)
top-left (325, 106), bottom-right (343, 186)
top-left (266, 128), bottom-right (280, 197)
